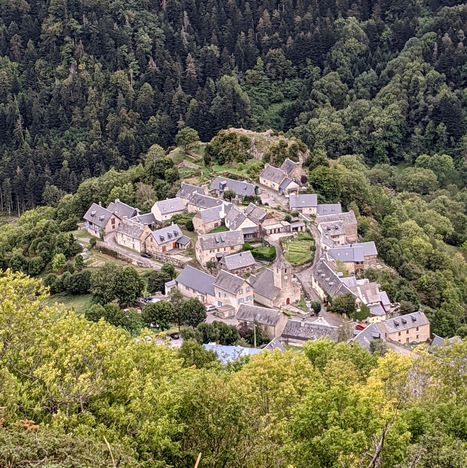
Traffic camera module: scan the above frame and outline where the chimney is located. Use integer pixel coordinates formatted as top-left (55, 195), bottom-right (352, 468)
top-left (98, 201), bottom-right (102, 206)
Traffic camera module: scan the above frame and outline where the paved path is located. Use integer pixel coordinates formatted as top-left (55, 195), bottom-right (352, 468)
top-left (97, 232), bottom-right (163, 269)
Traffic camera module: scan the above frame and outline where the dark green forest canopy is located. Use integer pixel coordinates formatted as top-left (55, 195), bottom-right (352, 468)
top-left (0, 0), bottom-right (466, 210)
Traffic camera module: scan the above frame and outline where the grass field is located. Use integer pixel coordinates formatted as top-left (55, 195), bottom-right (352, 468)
top-left (282, 236), bottom-right (315, 266)
top-left (209, 225), bottom-right (229, 233)
top-left (44, 293), bottom-right (93, 314)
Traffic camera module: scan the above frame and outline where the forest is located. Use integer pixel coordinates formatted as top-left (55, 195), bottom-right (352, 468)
top-left (0, 0), bottom-right (466, 212)
top-left (0, 271), bottom-right (466, 467)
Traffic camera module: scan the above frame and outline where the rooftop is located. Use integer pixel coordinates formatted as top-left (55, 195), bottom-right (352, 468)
top-left (353, 323), bottom-right (382, 349)
top-left (115, 219), bottom-right (148, 239)
top-left (282, 317), bottom-right (338, 342)
top-left (236, 304), bottom-right (284, 327)
top-left (314, 261), bottom-right (355, 299)
top-left (198, 231), bottom-right (244, 251)
top-left (225, 205), bottom-right (247, 230)
top-left (177, 182), bottom-right (205, 200)
top-left (381, 311), bottom-right (430, 334)
top-left (188, 193), bottom-right (222, 210)
top-left (260, 165), bottom-right (286, 185)
top-left (197, 203), bottom-right (231, 223)
top-left (317, 203), bottom-right (342, 216)
top-left (175, 265), bottom-right (215, 297)
top-left (150, 224), bottom-right (184, 245)
top-left (153, 197), bottom-right (185, 215)
top-left (210, 176), bottom-right (257, 196)
top-left (107, 199), bottom-right (139, 220)
top-left (280, 158), bottom-right (301, 177)
top-left (289, 194), bottom-right (318, 210)
top-left (220, 251), bottom-right (256, 271)
top-left (214, 270), bottom-right (247, 294)
top-left (327, 242), bottom-right (378, 263)
top-left (83, 203), bottom-right (114, 229)
top-left (131, 212), bottom-right (156, 225)
top-left (248, 268), bottom-right (280, 299)
top-left (244, 203), bottom-right (268, 224)
top-left (317, 210), bottom-right (357, 227)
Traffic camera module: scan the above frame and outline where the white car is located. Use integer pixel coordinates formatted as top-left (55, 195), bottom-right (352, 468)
top-left (204, 304), bottom-right (217, 313)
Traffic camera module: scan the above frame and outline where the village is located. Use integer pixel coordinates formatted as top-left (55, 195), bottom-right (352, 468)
top-left (80, 157), bottom-right (435, 360)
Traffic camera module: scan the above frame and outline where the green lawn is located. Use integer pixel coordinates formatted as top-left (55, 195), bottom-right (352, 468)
top-left (282, 237), bottom-right (315, 266)
top-left (209, 225), bottom-right (229, 233)
top-left (44, 293), bottom-right (93, 314)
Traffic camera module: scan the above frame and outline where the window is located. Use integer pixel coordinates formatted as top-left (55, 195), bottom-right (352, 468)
top-left (237, 299), bottom-right (241, 305)
top-left (238, 289), bottom-right (243, 295)
top-left (416, 335), bottom-right (419, 339)
top-left (218, 292), bottom-right (221, 298)
top-left (406, 338), bottom-right (409, 343)
top-left (246, 287), bottom-right (250, 292)
top-left (218, 301), bottom-right (222, 307)
top-left (231, 247), bottom-right (234, 250)
top-left (398, 332), bottom-right (401, 336)
top-left (416, 327), bottom-right (419, 331)
top-left (406, 330), bottom-right (409, 334)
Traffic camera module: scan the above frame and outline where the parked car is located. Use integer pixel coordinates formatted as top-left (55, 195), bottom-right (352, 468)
top-left (168, 333), bottom-right (180, 340)
top-left (140, 252), bottom-right (151, 259)
top-left (204, 304), bottom-right (217, 313)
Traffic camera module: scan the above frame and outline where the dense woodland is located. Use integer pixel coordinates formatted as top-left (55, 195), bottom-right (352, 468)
top-left (0, 0), bottom-right (466, 211)
top-left (0, 271), bottom-right (466, 467)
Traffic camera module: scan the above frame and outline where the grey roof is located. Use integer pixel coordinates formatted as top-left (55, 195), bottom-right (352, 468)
top-left (328, 245), bottom-right (365, 263)
top-left (248, 268), bottom-right (280, 299)
top-left (177, 235), bottom-right (192, 246)
top-left (177, 183), bottom-right (205, 200)
top-left (203, 344), bottom-right (261, 364)
top-left (188, 193), bottom-right (222, 210)
top-left (290, 222), bottom-right (305, 228)
top-left (150, 224), bottom-right (183, 245)
top-left (225, 206), bottom-right (248, 231)
top-left (280, 158), bottom-right (300, 177)
top-left (368, 303), bottom-right (386, 317)
top-left (131, 212), bottom-right (156, 225)
top-left (317, 203), bottom-right (342, 215)
top-left (259, 165), bottom-right (286, 185)
top-left (380, 291), bottom-right (391, 308)
top-left (314, 261), bottom-right (355, 299)
top-left (198, 231), bottom-right (244, 251)
top-left (175, 265), bottom-right (215, 296)
top-left (317, 211), bottom-right (357, 227)
top-left (244, 203), bottom-right (268, 224)
top-left (381, 311), bottom-right (429, 334)
top-left (242, 226), bottom-right (259, 235)
top-left (197, 203), bottom-right (231, 223)
top-left (153, 197), bottom-right (185, 215)
top-left (236, 304), bottom-right (283, 327)
top-left (279, 177), bottom-right (293, 191)
top-left (429, 334), bottom-right (461, 350)
top-left (353, 323), bottom-right (382, 349)
top-left (289, 194), bottom-right (318, 210)
top-left (282, 318), bottom-right (338, 342)
top-left (83, 203), bottom-right (114, 228)
top-left (214, 270), bottom-right (246, 294)
top-left (320, 221), bottom-right (345, 236)
top-left (263, 338), bottom-right (287, 352)
top-left (220, 251), bottom-right (256, 271)
top-left (115, 219), bottom-right (148, 239)
top-left (210, 176), bottom-right (257, 197)
top-left (107, 199), bottom-right (139, 220)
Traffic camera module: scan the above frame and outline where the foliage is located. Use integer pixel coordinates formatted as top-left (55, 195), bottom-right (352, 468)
top-left (329, 293), bottom-right (357, 316)
top-left (142, 301), bottom-right (174, 331)
top-left (180, 298), bottom-right (207, 327)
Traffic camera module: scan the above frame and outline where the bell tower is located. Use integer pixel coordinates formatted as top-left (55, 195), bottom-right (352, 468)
top-left (273, 257), bottom-right (292, 290)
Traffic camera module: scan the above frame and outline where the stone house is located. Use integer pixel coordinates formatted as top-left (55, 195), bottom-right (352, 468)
top-left (145, 224), bottom-right (191, 254)
top-left (115, 219), bottom-right (152, 253)
top-left (213, 270), bottom-right (253, 312)
top-left (187, 193), bottom-right (222, 213)
top-left (289, 194), bottom-right (318, 216)
top-left (131, 212), bottom-right (157, 228)
top-left (243, 203), bottom-right (279, 235)
top-left (326, 241), bottom-right (378, 274)
top-left (281, 317), bottom-right (339, 346)
top-left (317, 211), bottom-right (358, 245)
top-left (319, 221), bottom-right (347, 246)
top-left (311, 261), bottom-right (355, 302)
top-left (210, 176), bottom-right (258, 201)
top-left (192, 203), bottom-right (231, 234)
top-left (236, 304), bottom-right (289, 339)
top-left (219, 251), bottom-right (256, 275)
top-left (165, 265), bottom-right (215, 304)
top-left (83, 203), bottom-right (120, 237)
top-left (177, 183), bottom-right (206, 205)
top-left (151, 197), bottom-right (186, 223)
top-left (107, 199), bottom-right (139, 220)
top-left (280, 158), bottom-right (307, 184)
top-left (196, 231), bottom-right (244, 266)
top-left (379, 311), bottom-right (430, 344)
top-left (249, 258), bottom-right (301, 307)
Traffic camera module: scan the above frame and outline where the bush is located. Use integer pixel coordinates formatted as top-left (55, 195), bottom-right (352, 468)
top-left (186, 219), bottom-right (194, 231)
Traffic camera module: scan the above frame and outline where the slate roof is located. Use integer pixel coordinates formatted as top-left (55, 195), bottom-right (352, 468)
top-left (314, 261), bottom-right (355, 299)
top-left (220, 251), bottom-right (256, 271)
top-left (279, 177), bottom-right (293, 191)
top-left (282, 317), bottom-right (338, 342)
top-left (248, 268), bottom-right (280, 299)
top-left (188, 193), bottom-right (222, 210)
top-left (197, 203), bottom-right (231, 223)
top-left (236, 304), bottom-right (283, 327)
top-left (214, 270), bottom-right (246, 294)
top-left (198, 231), bottom-right (244, 251)
top-left (203, 344), bottom-right (261, 364)
top-left (83, 203), bottom-right (114, 228)
top-left (244, 203), bottom-right (267, 224)
top-left (263, 338), bottom-right (287, 352)
top-left (177, 183), bottom-right (205, 200)
top-left (153, 197), bottom-right (185, 215)
top-left (368, 303), bottom-right (386, 317)
top-left (289, 194), bottom-right (318, 210)
top-left (280, 158), bottom-right (300, 177)
top-left (353, 323), bottom-right (383, 349)
top-left (317, 211), bottom-right (357, 227)
top-left (149, 224), bottom-right (183, 245)
top-left (429, 334), bottom-right (461, 350)
top-left (177, 235), bottom-right (192, 246)
top-left (175, 265), bottom-right (215, 296)
top-left (210, 176), bottom-right (257, 197)
top-left (225, 205), bottom-right (248, 231)
top-left (259, 165), bottom-right (286, 185)
top-left (380, 291), bottom-right (391, 309)
top-left (317, 203), bottom-right (342, 215)
top-left (380, 311), bottom-right (429, 334)
top-left (107, 199), bottom-right (139, 219)
top-left (115, 219), bottom-right (148, 239)
top-left (131, 212), bottom-right (156, 225)
top-left (328, 243), bottom-right (378, 263)
top-left (320, 221), bottom-right (345, 236)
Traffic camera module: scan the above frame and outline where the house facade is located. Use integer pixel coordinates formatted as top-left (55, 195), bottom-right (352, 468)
top-left (177, 183), bottom-right (206, 205)
top-left (165, 265), bottom-right (216, 304)
top-left (317, 211), bottom-right (358, 244)
top-left (192, 204), bottom-right (230, 234)
top-left (151, 197), bottom-right (186, 222)
top-left (145, 224), bottom-right (191, 254)
top-left (196, 231), bottom-right (244, 266)
top-left (219, 251), bottom-right (256, 276)
top-left (289, 194), bottom-right (318, 216)
top-left (281, 317), bottom-right (339, 346)
top-left (213, 270), bottom-right (253, 312)
top-left (115, 220), bottom-right (152, 253)
top-left (83, 203), bottom-right (120, 238)
top-left (236, 304), bottom-right (288, 339)
top-left (326, 242), bottom-right (378, 274)
top-left (379, 311), bottom-right (430, 344)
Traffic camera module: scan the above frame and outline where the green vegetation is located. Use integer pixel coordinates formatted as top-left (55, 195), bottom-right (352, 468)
top-left (282, 235), bottom-right (315, 266)
top-left (209, 224), bottom-right (229, 233)
top-left (1, 272), bottom-right (466, 467)
top-left (43, 293), bottom-right (93, 315)
top-left (244, 243), bottom-right (276, 262)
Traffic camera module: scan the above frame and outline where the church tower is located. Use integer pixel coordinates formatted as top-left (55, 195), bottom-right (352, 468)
top-left (273, 257), bottom-right (292, 290)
